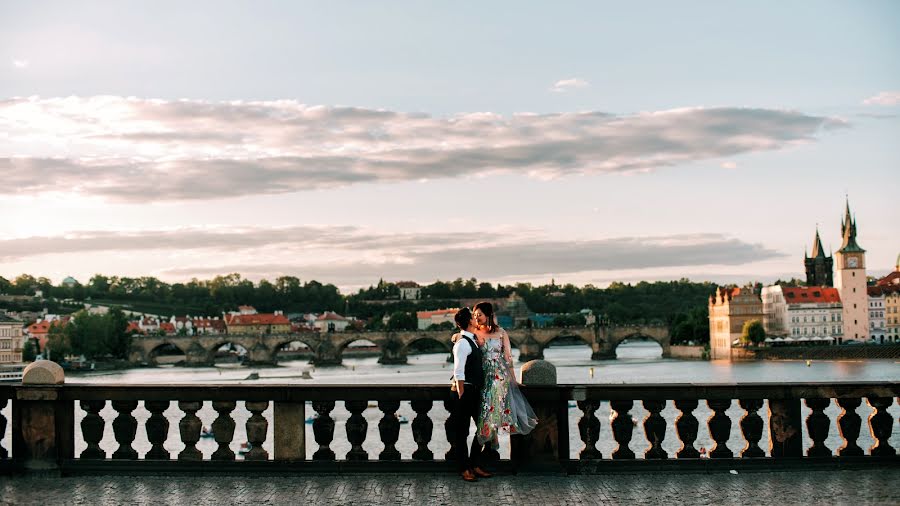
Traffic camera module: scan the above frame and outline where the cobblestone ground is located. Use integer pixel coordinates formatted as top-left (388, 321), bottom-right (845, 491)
top-left (1, 468), bottom-right (898, 505)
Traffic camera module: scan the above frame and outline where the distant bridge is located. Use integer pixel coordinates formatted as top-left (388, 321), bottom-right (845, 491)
top-left (128, 324), bottom-right (670, 366)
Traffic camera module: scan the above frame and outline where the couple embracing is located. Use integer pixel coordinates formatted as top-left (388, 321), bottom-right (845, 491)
top-left (449, 302), bottom-right (538, 482)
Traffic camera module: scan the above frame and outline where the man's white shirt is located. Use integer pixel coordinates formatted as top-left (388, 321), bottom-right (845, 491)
top-left (452, 330), bottom-right (476, 381)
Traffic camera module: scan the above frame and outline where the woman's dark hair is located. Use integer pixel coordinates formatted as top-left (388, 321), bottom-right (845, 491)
top-left (473, 301), bottom-right (498, 333)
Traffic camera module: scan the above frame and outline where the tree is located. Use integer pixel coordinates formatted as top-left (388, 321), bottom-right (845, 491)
top-left (22, 339), bottom-right (37, 362)
top-left (741, 320), bottom-right (766, 346)
top-left (386, 311), bottom-right (417, 331)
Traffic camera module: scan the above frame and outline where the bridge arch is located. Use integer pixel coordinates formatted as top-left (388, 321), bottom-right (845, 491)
top-left (604, 328), bottom-right (671, 359)
top-left (401, 334), bottom-right (451, 356)
top-left (147, 341), bottom-right (187, 365)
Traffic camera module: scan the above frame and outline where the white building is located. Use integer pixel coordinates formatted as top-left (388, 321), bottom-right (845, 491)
top-left (314, 312), bottom-right (350, 332)
top-left (761, 285), bottom-right (843, 341)
top-left (867, 289), bottom-right (886, 342)
top-left (834, 200), bottom-right (868, 341)
top-left (416, 309), bottom-right (458, 330)
top-left (396, 281), bottom-right (422, 301)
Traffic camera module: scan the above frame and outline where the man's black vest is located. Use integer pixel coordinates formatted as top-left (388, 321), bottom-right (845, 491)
top-left (459, 333), bottom-right (484, 388)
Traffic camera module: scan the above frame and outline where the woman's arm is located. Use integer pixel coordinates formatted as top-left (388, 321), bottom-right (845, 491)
top-left (501, 329), bottom-right (513, 366)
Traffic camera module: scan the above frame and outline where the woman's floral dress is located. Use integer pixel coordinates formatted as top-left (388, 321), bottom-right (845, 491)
top-left (476, 330), bottom-right (538, 447)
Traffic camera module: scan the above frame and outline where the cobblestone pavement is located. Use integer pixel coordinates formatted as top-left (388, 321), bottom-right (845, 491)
top-left (1, 468), bottom-right (898, 505)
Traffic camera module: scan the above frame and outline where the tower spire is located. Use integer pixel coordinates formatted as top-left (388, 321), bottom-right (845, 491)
top-left (838, 198), bottom-right (865, 254)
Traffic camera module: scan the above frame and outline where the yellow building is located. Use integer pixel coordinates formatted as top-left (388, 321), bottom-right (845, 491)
top-left (708, 286), bottom-right (764, 360)
top-left (0, 314), bottom-right (24, 364)
top-left (224, 312), bottom-right (292, 335)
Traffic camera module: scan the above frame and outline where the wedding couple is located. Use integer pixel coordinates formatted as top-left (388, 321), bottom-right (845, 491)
top-left (450, 302), bottom-right (538, 482)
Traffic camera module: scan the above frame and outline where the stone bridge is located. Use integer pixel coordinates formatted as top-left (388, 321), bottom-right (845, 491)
top-left (128, 324), bottom-right (669, 366)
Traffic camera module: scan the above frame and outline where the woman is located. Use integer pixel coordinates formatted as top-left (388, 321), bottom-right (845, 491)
top-left (471, 301), bottom-right (538, 448)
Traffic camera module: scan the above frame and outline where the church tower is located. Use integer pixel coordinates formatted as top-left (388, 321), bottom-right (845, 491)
top-left (804, 227), bottom-right (833, 286)
top-left (834, 199), bottom-right (868, 341)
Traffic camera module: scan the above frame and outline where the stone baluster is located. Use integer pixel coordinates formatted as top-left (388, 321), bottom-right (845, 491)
top-left (0, 398), bottom-right (6, 459)
top-left (410, 399), bottom-right (434, 461)
top-left (576, 400), bottom-right (602, 460)
top-left (768, 398), bottom-right (802, 458)
top-left (345, 400), bottom-right (369, 460)
top-left (378, 400), bottom-right (401, 461)
top-left (836, 398), bottom-right (863, 457)
top-left (79, 400), bottom-right (107, 459)
top-left (177, 401), bottom-right (203, 461)
top-left (311, 401), bottom-right (336, 461)
top-left (804, 398), bottom-right (831, 458)
top-left (866, 397), bottom-right (896, 457)
top-left (642, 400), bottom-right (667, 459)
top-left (706, 399), bottom-right (733, 459)
top-left (443, 397), bottom-right (457, 460)
top-left (111, 400), bottom-right (139, 460)
top-left (144, 400), bottom-right (171, 460)
top-left (738, 399), bottom-right (765, 458)
top-left (674, 400), bottom-right (700, 458)
top-left (610, 400), bottom-right (635, 459)
top-left (211, 401), bottom-right (237, 460)
top-left (244, 401), bottom-right (269, 461)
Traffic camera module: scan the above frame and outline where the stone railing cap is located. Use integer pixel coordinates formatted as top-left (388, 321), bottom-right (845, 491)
top-left (22, 360), bottom-right (65, 385)
top-left (521, 359), bottom-right (557, 385)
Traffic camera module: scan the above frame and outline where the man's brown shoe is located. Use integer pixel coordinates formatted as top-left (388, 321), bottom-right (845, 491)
top-left (473, 467), bottom-right (493, 478)
top-left (461, 469), bottom-right (478, 482)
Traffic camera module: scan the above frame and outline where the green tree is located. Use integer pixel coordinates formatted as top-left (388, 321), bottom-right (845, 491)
top-left (386, 311), bottom-right (417, 331)
top-left (740, 320), bottom-right (766, 346)
top-left (22, 339), bottom-right (37, 362)
top-left (46, 323), bottom-right (73, 361)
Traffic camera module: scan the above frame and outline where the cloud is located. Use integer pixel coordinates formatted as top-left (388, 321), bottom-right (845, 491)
top-left (862, 91), bottom-right (900, 106)
top-left (550, 78), bottom-right (590, 93)
top-left (720, 161), bottom-right (738, 169)
top-left (0, 225), bottom-right (783, 286)
top-left (0, 97), bottom-right (847, 202)
top-left (12, 59), bottom-right (29, 68)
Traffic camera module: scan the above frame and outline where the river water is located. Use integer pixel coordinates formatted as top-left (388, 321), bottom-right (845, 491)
top-left (3, 343), bottom-right (898, 461)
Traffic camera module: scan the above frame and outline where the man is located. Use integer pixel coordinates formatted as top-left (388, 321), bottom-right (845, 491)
top-left (450, 307), bottom-right (492, 482)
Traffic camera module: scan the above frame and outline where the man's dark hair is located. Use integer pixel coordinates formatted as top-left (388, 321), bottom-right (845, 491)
top-left (454, 307), bottom-right (472, 330)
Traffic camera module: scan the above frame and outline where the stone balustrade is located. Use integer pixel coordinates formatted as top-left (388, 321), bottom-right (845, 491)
top-left (0, 367), bottom-right (897, 475)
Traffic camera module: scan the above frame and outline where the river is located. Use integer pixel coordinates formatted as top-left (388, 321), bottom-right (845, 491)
top-left (3, 343), bottom-right (898, 462)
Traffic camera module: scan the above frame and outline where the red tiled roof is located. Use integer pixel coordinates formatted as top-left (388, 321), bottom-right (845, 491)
top-left (193, 319), bottom-right (226, 330)
top-left (782, 287), bottom-right (841, 304)
top-left (868, 284), bottom-right (900, 296)
top-left (416, 309), bottom-right (459, 319)
top-left (226, 313), bottom-right (290, 325)
top-left (316, 312), bottom-right (347, 321)
top-left (159, 322), bottom-right (176, 333)
top-left (125, 322), bottom-right (144, 334)
top-left (876, 271), bottom-right (900, 287)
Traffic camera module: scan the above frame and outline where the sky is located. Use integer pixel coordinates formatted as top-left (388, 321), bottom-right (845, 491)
top-left (1, 1), bottom-right (898, 293)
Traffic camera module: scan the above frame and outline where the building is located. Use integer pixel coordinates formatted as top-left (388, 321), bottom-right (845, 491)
top-left (416, 309), bottom-right (459, 330)
top-left (0, 314), bottom-right (24, 364)
top-left (874, 253), bottom-right (900, 343)
top-left (762, 285), bottom-right (843, 341)
top-left (708, 286), bottom-right (764, 360)
top-left (138, 317), bottom-right (160, 334)
top-left (225, 311), bottom-right (291, 335)
top-left (25, 315), bottom-right (70, 352)
top-left (192, 317), bottom-right (227, 335)
top-left (804, 228), bottom-right (833, 286)
top-left (314, 312), bottom-right (350, 332)
top-left (396, 281), bottom-right (422, 301)
top-left (867, 289), bottom-right (886, 342)
top-left (833, 200), bottom-right (868, 341)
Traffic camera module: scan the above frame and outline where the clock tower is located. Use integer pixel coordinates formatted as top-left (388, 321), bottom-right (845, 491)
top-left (834, 199), bottom-right (868, 341)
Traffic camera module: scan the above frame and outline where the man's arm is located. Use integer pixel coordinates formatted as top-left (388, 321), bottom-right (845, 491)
top-left (451, 337), bottom-right (472, 398)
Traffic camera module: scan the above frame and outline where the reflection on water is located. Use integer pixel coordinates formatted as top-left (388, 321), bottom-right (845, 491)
top-left (3, 342), bottom-right (897, 462)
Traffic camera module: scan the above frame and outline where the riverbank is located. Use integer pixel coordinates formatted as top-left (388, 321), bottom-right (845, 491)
top-left (731, 344), bottom-right (900, 361)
